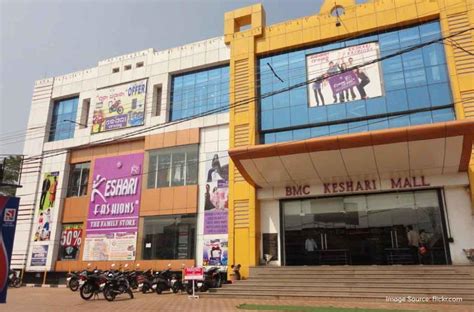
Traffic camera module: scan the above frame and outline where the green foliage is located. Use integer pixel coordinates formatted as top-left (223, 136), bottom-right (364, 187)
top-left (0, 155), bottom-right (23, 196)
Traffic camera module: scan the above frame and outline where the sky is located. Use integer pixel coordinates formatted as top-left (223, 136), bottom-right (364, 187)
top-left (0, 0), bottom-right (342, 155)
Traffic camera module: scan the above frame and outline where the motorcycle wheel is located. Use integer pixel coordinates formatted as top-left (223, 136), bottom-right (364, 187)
top-left (69, 278), bottom-right (79, 291)
top-left (117, 107), bottom-right (124, 114)
top-left (155, 286), bottom-right (162, 294)
top-left (171, 282), bottom-right (181, 294)
top-left (80, 283), bottom-right (94, 300)
top-left (12, 278), bottom-right (21, 288)
top-left (200, 284), bottom-right (208, 292)
top-left (103, 285), bottom-right (116, 302)
top-left (127, 288), bottom-right (134, 299)
top-left (186, 285), bottom-right (194, 295)
top-left (216, 277), bottom-right (222, 288)
top-left (141, 284), bottom-right (149, 294)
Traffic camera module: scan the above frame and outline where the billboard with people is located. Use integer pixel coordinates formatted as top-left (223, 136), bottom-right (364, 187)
top-left (33, 172), bottom-right (59, 242)
top-left (306, 42), bottom-right (383, 107)
top-left (91, 79), bottom-right (147, 134)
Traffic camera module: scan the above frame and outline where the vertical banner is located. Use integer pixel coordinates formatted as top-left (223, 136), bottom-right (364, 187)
top-left (92, 79), bottom-right (147, 134)
top-left (30, 245), bottom-right (49, 266)
top-left (306, 42), bottom-right (383, 107)
top-left (203, 153), bottom-right (229, 235)
top-left (0, 196), bottom-right (20, 303)
top-left (33, 172), bottom-right (59, 242)
top-left (83, 153), bottom-right (143, 261)
top-left (203, 238), bottom-right (228, 266)
top-left (59, 223), bottom-right (83, 260)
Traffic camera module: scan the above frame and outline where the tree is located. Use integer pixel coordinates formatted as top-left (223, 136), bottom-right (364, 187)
top-left (0, 155), bottom-right (23, 196)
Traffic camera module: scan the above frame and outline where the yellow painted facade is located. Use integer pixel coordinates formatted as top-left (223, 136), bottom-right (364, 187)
top-left (225, 0), bottom-right (474, 278)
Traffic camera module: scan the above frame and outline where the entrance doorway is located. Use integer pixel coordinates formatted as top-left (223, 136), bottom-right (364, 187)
top-left (282, 190), bottom-right (450, 265)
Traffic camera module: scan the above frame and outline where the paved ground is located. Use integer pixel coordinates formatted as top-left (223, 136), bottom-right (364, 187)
top-left (4, 287), bottom-right (473, 312)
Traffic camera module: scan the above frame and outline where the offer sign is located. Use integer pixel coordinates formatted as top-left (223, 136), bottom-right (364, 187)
top-left (184, 267), bottom-right (204, 281)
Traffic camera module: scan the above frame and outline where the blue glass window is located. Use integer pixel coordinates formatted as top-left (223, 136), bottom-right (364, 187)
top-left (258, 21), bottom-right (454, 144)
top-left (170, 65), bottom-right (229, 121)
top-left (49, 97), bottom-right (79, 141)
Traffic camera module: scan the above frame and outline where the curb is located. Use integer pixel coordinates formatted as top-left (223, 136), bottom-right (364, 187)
top-left (24, 284), bottom-right (67, 288)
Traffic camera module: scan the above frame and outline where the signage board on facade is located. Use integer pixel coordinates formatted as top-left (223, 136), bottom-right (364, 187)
top-left (203, 238), bottom-right (228, 266)
top-left (92, 79), bottom-right (147, 134)
top-left (306, 42), bottom-right (383, 107)
top-left (204, 152), bottom-right (229, 235)
top-left (0, 196), bottom-right (19, 303)
top-left (83, 153), bottom-right (143, 261)
top-left (59, 223), bottom-right (82, 260)
top-left (30, 245), bottom-right (48, 266)
top-left (273, 175), bottom-right (442, 199)
top-left (33, 172), bottom-right (59, 242)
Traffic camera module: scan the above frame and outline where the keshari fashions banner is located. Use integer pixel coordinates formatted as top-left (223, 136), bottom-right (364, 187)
top-left (83, 153), bottom-right (143, 261)
top-left (306, 42), bottom-right (383, 107)
top-left (204, 153), bottom-right (229, 235)
top-left (30, 245), bottom-right (48, 266)
top-left (59, 223), bottom-right (82, 260)
top-left (92, 79), bottom-right (147, 134)
top-left (203, 237), bottom-right (228, 267)
top-left (33, 172), bottom-right (59, 242)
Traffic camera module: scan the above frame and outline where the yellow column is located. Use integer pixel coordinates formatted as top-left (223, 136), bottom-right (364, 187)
top-left (225, 4), bottom-right (264, 278)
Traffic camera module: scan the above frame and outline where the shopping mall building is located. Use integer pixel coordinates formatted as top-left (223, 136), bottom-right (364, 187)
top-left (12, 0), bottom-right (474, 281)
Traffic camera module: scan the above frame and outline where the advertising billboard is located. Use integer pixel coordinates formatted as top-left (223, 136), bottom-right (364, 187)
top-left (203, 152), bottom-right (229, 235)
top-left (59, 223), bottom-right (82, 260)
top-left (83, 153), bottom-right (143, 261)
top-left (0, 196), bottom-right (19, 303)
top-left (92, 79), bottom-right (147, 134)
top-left (203, 238), bottom-right (228, 266)
top-left (33, 172), bottom-right (59, 242)
top-left (306, 42), bottom-right (383, 107)
top-left (30, 245), bottom-right (48, 266)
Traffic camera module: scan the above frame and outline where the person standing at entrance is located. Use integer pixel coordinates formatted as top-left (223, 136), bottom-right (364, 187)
top-left (305, 236), bottom-right (318, 265)
top-left (407, 225), bottom-right (421, 264)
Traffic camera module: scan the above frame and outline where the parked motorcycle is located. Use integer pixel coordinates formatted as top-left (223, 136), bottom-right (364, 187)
top-left (137, 269), bottom-right (154, 294)
top-left (67, 270), bottom-right (88, 292)
top-left (185, 267), bottom-right (223, 294)
top-left (152, 264), bottom-right (183, 294)
top-left (8, 269), bottom-right (21, 288)
top-left (79, 269), bottom-right (107, 300)
top-left (103, 270), bottom-right (134, 301)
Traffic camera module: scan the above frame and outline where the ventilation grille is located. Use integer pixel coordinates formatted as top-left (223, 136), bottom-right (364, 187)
top-left (234, 166), bottom-right (245, 182)
top-left (447, 12), bottom-right (474, 75)
top-left (233, 59), bottom-right (250, 113)
top-left (234, 124), bottom-right (249, 147)
top-left (461, 90), bottom-right (474, 118)
top-left (234, 199), bottom-right (249, 228)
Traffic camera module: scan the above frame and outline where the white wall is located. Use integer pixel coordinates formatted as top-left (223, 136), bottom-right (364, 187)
top-left (444, 186), bottom-right (474, 265)
top-left (260, 200), bottom-right (281, 266)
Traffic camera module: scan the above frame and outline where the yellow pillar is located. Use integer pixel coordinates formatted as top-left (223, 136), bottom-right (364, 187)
top-left (225, 4), bottom-right (265, 279)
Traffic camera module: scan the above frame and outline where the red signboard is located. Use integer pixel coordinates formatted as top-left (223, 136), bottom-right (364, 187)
top-left (184, 267), bottom-right (204, 281)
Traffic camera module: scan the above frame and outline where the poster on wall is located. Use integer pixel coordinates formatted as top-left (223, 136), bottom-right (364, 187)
top-left (33, 172), bottom-right (59, 242)
top-left (59, 223), bottom-right (82, 260)
top-left (203, 237), bottom-right (228, 266)
top-left (306, 42), bottom-right (383, 107)
top-left (92, 79), bottom-right (147, 134)
top-left (31, 245), bottom-right (48, 266)
top-left (204, 152), bottom-right (229, 235)
top-left (83, 233), bottom-right (137, 261)
top-left (82, 153), bottom-right (143, 261)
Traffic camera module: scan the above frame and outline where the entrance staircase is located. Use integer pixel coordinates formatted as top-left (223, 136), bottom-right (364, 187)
top-left (205, 266), bottom-right (474, 302)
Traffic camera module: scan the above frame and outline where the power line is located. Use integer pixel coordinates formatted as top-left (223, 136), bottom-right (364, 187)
top-left (18, 26), bottom-right (473, 167)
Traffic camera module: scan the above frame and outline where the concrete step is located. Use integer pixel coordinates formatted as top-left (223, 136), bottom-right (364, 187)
top-left (244, 274), bottom-right (474, 282)
top-left (217, 286), bottom-right (474, 295)
top-left (223, 282), bottom-right (474, 290)
top-left (202, 291), bottom-right (474, 302)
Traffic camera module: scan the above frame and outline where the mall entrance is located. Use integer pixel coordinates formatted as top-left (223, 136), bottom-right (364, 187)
top-left (282, 190), bottom-right (451, 265)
